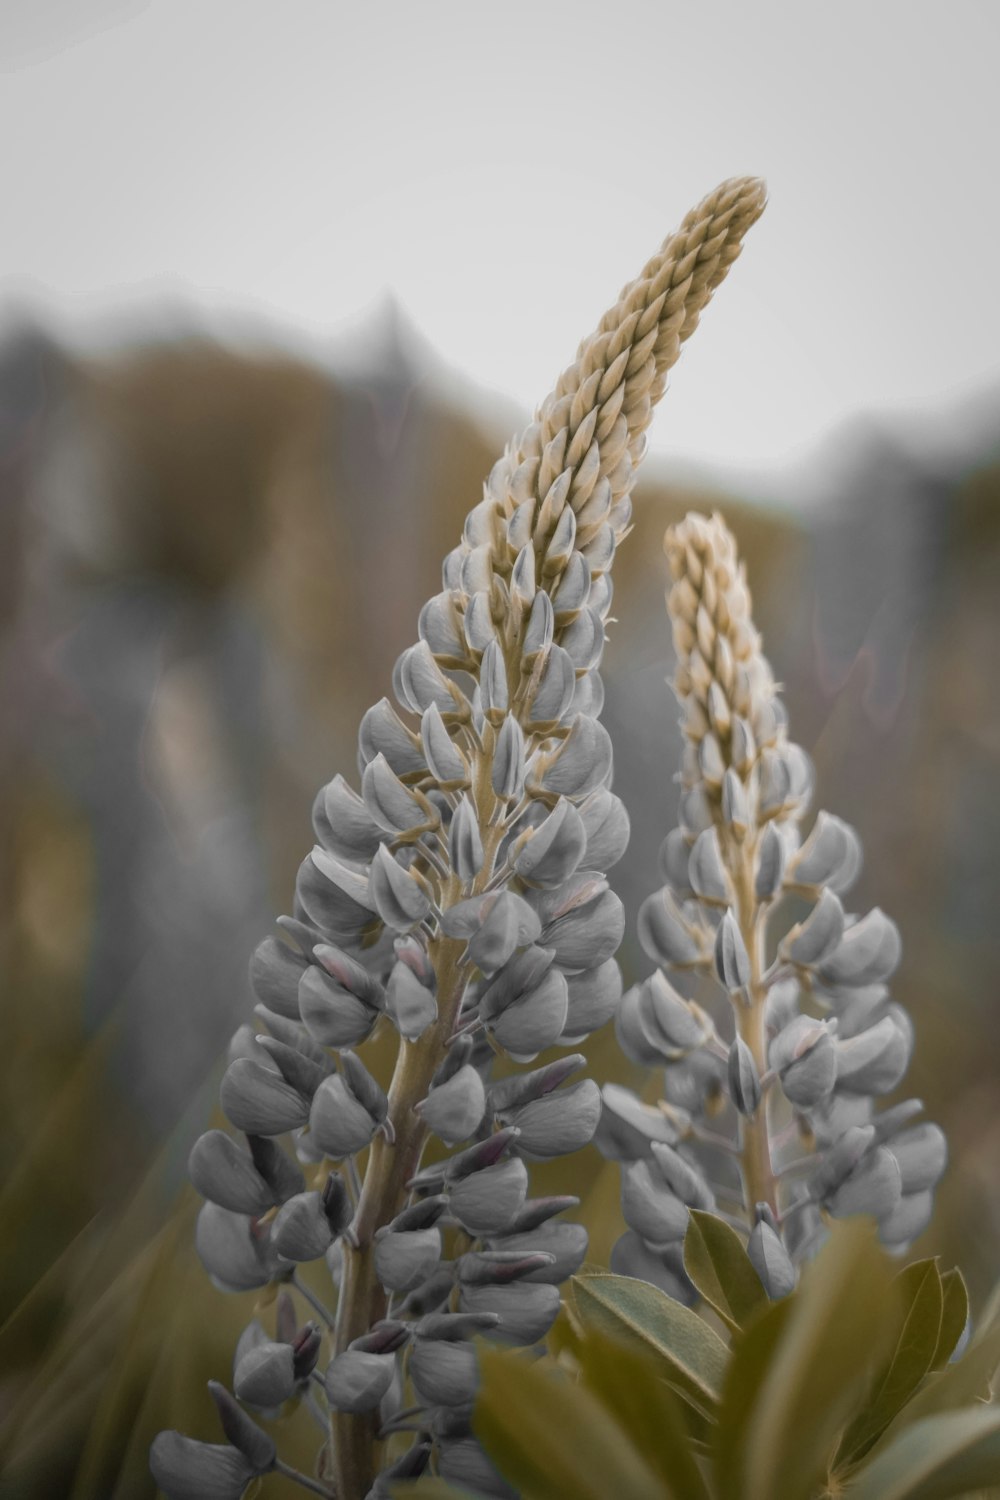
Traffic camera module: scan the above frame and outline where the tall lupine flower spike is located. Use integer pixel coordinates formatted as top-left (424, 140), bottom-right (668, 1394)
top-left (152, 180), bottom-right (765, 1500)
top-left (601, 512), bottom-right (946, 1304)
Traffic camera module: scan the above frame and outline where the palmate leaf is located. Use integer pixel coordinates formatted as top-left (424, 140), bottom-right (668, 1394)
top-left (843, 1406), bottom-right (1000, 1500)
top-left (737, 1220), bottom-right (897, 1500)
top-left (683, 1210), bottom-right (768, 1334)
top-left (572, 1328), bottom-right (712, 1500)
top-left (568, 1270), bottom-right (728, 1419)
top-left (473, 1344), bottom-right (666, 1500)
top-left (834, 1259), bottom-right (945, 1471)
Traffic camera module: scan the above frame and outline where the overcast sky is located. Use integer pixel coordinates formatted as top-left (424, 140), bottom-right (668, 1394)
top-left (3, 0), bottom-right (999, 479)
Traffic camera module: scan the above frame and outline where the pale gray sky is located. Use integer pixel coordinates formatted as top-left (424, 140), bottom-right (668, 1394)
top-left (2, 0), bottom-right (999, 476)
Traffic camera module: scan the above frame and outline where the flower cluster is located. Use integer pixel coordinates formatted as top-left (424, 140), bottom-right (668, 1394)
top-left (601, 512), bottom-right (947, 1303)
top-left (151, 181), bottom-right (767, 1499)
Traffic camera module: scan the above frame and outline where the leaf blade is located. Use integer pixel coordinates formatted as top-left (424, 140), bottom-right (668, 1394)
top-left (836, 1259), bottom-right (944, 1470)
top-left (844, 1406), bottom-right (1000, 1500)
top-left (473, 1344), bottom-right (667, 1500)
top-left (684, 1210), bottom-right (768, 1334)
top-left (569, 1271), bottom-right (728, 1416)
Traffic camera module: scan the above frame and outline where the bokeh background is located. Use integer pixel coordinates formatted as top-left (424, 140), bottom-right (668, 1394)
top-left (1, 3), bottom-right (999, 1495)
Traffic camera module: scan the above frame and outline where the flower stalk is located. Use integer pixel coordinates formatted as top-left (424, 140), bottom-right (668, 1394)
top-left (151, 180), bottom-right (766, 1500)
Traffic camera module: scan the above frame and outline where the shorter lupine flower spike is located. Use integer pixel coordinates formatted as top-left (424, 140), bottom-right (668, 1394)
top-left (600, 511), bottom-right (945, 1305)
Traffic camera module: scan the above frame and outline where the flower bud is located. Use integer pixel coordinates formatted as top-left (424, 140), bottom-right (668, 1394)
top-left (448, 798), bottom-right (484, 884)
top-left (189, 1131), bottom-right (273, 1216)
top-left (832, 1013), bottom-right (909, 1096)
top-left (596, 1083), bottom-right (681, 1160)
top-left (220, 1058), bottom-right (309, 1136)
top-left (298, 967), bottom-right (377, 1051)
top-left (479, 639), bottom-right (509, 725)
top-left (410, 1339), bottom-right (478, 1408)
top-left (513, 798), bottom-right (586, 889)
top-left (721, 769), bottom-right (749, 837)
top-left (438, 1438), bottom-right (517, 1499)
top-left (488, 1055), bottom-right (585, 1115)
top-left (489, 1221), bottom-right (587, 1286)
top-left (715, 910), bottom-right (751, 992)
top-left (247, 1135), bottom-right (305, 1204)
top-left (609, 1231), bottom-right (692, 1302)
top-left (458, 1281), bottom-right (561, 1346)
top-left (448, 1157), bottom-right (529, 1235)
top-left (396, 640), bottom-right (463, 716)
top-left (315, 774), bottom-right (386, 867)
top-left (254, 1036), bottom-right (327, 1101)
top-left (420, 703), bottom-right (469, 789)
top-left (638, 887), bottom-right (703, 967)
top-left (361, 765), bottom-right (435, 854)
top-left (369, 845), bottom-right (432, 931)
top-left (523, 590), bottom-right (555, 659)
top-left (540, 883), bottom-right (624, 970)
top-left (417, 1065), bottom-right (487, 1144)
top-left (536, 715), bottom-right (613, 800)
top-left (561, 608), bottom-right (604, 672)
top-left (556, 958), bottom-right (620, 1043)
top-left (788, 812), bottom-right (861, 892)
top-left (621, 1159), bottom-right (689, 1244)
top-left (689, 828), bottom-right (729, 905)
top-left (234, 1341), bottom-right (296, 1408)
top-left (884, 1122), bottom-right (947, 1193)
top-left (771, 1018), bottom-right (836, 1107)
top-left (659, 828), bottom-right (694, 894)
top-left (325, 1349), bottom-right (395, 1413)
top-left (359, 697), bottom-right (426, 777)
top-left (527, 644), bottom-right (576, 725)
top-left (490, 967), bottom-right (569, 1059)
top-left (419, 591), bottom-right (467, 662)
top-left (374, 1227), bottom-right (442, 1294)
top-left (510, 1079), bottom-right (601, 1158)
top-left (271, 1191), bottom-right (333, 1262)
top-left (879, 1189), bottom-right (935, 1249)
top-left (649, 1142), bottom-right (714, 1210)
top-left (755, 823), bottom-right (786, 901)
top-left (385, 959), bottom-right (437, 1042)
top-left (781, 888), bottom-right (845, 967)
top-left (466, 892), bottom-right (540, 976)
top-left (810, 1123), bottom-right (876, 1198)
top-left (249, 937), bottom-right (309, 1020)
top-left (351, 1320), bottom-right (412, 1356)
top-left (456, 1250), bottom-right (556, 1286)
top-left (195, 1205), bottom-right (275, 1293)
top-left (309, 1074), bottom-right (379, 1159)
top-left (150, 1433), bottom-right (259, 1499)
top-left (491, 716), bottom-right (526, 800)
top-left (552, 549), bottom-right (591, 617)
top-left (818, 908), bottom-right (902, 988)
top-left (728, 1037), bottom-right (761, 1117)
top-left (207, 1382), bottom-right (276, 1472)
top-left (827, 1145), bottom-right (902, 1218)
top-left (747, 1219), bottom-right (796, 1299)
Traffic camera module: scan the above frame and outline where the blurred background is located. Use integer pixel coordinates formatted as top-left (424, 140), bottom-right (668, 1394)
top-left (1, 2), bottom-right (998, 1495)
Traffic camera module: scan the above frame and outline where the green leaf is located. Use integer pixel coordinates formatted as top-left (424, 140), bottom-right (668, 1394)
top-left (835, 1259), bottom-right (944, 1470)
top-left (684, 1210), bottom-right (768, 1334)
top-left (574, 1328), bottom-right (712, 1500)
top-left (930, 1270), bottom-right (969, 1371)
top-left (713, 1297), bottom-right (795, 1498)
top-left (740, 1219), bottom-right (897, 1500)
top-left (474, 1344), bottom-right (667, 1500)
top-left (883, 1284), bottom-right (1000, 1431)
top-left (569, 1271), bottom-right (728, 1417)
top-left (844, 1406), bottom-right (1000, 1500)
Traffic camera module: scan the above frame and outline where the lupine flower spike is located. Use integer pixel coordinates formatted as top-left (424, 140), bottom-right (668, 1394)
top-left (601, 512), bottom-right (946, 1303)
top-left (152, 179), bottom-right (766, 1500)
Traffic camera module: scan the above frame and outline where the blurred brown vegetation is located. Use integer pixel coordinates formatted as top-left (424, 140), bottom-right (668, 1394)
top-left (0, 314), bottom-right (997, 1496)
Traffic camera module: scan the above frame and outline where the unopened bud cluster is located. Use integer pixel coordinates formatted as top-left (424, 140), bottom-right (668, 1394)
top-left (152, 183), bottom-right (767, 1499)
top-left (600, 513), bottom-right (946, 1302)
